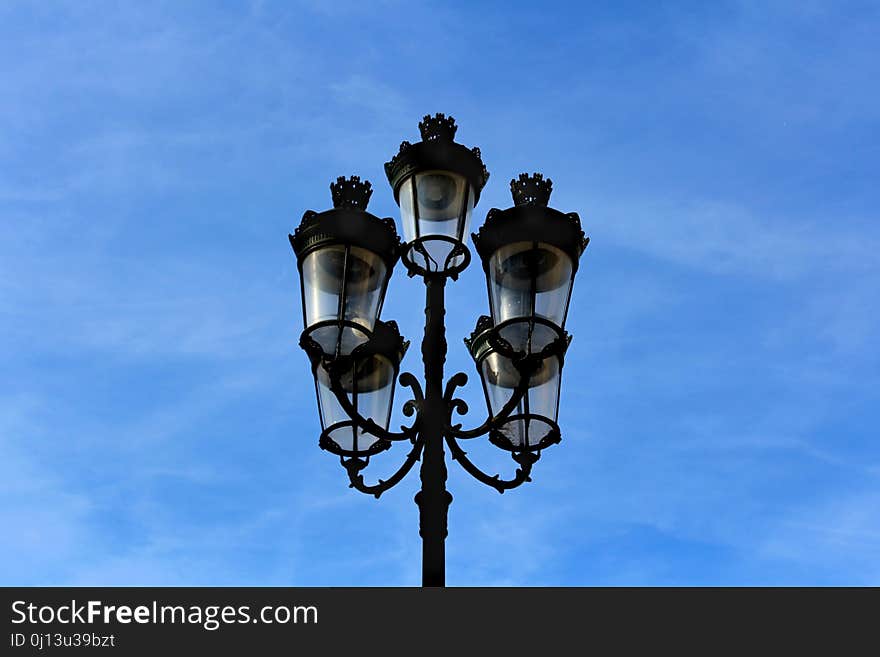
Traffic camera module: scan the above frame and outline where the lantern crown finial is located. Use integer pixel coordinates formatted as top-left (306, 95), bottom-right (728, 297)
top-left (330, 175), bottom-right (372, 210)
top-left (511, 173), bottom-right (552, 207)
top-left (419, 113), bottom-right (458, 142)
top-left (386, 113), bottom-right (488, 205)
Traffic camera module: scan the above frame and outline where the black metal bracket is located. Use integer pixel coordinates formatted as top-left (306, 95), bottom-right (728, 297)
top-left (446, 437), bottom-right (539, 494)
top-left (400, 237), bottom-right (471, 280)
top-left (330, 349), bottom-right (549, 495)
top-left (342, 436), bottom-right (425, 499)
top-left (326, 364), bottom-right (422, 443)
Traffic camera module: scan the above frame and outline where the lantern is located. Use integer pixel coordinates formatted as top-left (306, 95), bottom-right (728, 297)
top-left (290, 176), bottom-right (400, 356)
top-left (385, 113), bottom-right (489, 274)
top-left (465, 316), bottom-right (568, 452)
top-left (302, 320), bottom-right (409, 457)
top-left (472, 173), bottom-right (587, 355)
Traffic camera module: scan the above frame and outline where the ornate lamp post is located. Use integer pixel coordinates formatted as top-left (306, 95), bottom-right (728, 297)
top-left (289, 114), bottom-right (589, 586)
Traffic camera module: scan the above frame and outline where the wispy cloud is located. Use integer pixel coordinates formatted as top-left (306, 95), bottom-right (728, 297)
top-left (759, 490), bottom-right (880, 583)
top-left (573, 196), bottom-right (880, 281)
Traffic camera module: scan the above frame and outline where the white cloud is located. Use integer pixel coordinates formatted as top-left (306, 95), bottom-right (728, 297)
top-left (577, 196), bottom-right (880, 281)
top-left (759, 490), bottom-right (880, 584)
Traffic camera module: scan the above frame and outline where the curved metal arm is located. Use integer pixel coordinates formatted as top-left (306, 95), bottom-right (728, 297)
top-left (328, 369), bottom-right (422, 442)
top-left (342, 436), bottom-right (425, 499)
top-left (442, 357), bottom-right (538, 439)
top-left (446, 436), bottom-right (538, 494)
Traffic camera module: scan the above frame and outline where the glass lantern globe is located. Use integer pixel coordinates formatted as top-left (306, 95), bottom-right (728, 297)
top-left (396, 170), bottom-right (475, 269)
top-left (303, 320), bottom-right (409, 457)
top-left (290, 176), bottom-right (400, 356)
top-left (473, 173), bottom-right (588, 356)
top-left (385, 113), bottom-right (488, 274)
top-left (465, 316), bottom-right (569, 452)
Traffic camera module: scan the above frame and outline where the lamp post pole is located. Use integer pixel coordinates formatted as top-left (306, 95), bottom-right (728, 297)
top-left (416, 274), bottom-right (451, 586)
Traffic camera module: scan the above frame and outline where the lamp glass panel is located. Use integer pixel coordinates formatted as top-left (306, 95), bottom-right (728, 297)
top-left (398, 171), bottom-right (473, 269)
top-left (315, 353), bottom-right (395, 453)
top-left (488, 241), bottom-right (572, 353)
top-left (481, 351), bottom-right (561, 449)
top-left (302, 245), bottom-right (387, 355)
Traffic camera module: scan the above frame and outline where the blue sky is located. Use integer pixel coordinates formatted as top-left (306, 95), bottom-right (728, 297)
top-left (1, 0), bottom-right (878, 585)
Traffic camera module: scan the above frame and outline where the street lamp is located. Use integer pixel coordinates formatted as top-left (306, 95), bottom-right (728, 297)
top-left (289, 114), bottom-right (589, 586)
